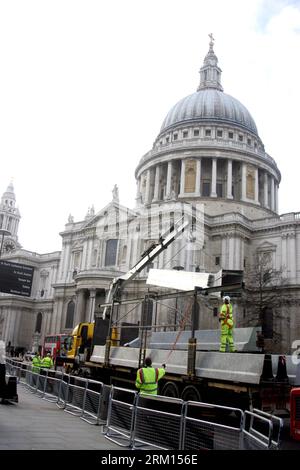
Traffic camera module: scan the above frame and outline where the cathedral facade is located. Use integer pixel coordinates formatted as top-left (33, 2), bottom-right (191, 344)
top-left (0, 38), bottom-right (299, 354)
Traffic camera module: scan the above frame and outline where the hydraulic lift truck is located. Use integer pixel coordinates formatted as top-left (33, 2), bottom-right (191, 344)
top-left (0, 340), bottom-right (18, 403)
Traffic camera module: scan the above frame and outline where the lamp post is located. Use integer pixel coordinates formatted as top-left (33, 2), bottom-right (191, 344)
top-left (0, 229), bottom-right (11, 258)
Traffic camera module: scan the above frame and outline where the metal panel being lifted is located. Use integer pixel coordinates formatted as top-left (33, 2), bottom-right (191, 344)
top-left (146, 268), bottom-right (211, 291)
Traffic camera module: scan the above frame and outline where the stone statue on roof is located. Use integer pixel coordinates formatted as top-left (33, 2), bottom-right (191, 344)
top-left (112, 184), bottom-right (119, 202)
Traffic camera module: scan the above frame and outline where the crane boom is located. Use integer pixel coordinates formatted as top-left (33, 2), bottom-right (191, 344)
top-left (102, 216), bottom-right (189, 316)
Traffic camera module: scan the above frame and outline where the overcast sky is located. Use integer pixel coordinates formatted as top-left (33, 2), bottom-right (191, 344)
top-left (0, 0), bottom-right (299, 254)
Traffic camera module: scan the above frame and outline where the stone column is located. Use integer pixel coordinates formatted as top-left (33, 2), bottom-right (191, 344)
top-left (210, 158), bottom-right (217, 197)
top-left (12, 311), bottom-right (21, 346)
top-left (179, 159), bottom-right (186, 195)
top-left (281, 234), bottom-right (287, 277)
top-left (228, 236), bottom-right (235, 269)
top-left (54, 298), bottom-right (64, 333)
top-left (7, 310), bottom-right (17, 345)
top-left (264, 172), bottom-right (269, 208)
top-left (226, 159), bottom-right (233, 199)
top-left (144, 169), bottom-right (151, 204)
top-left (2, 307), bottom-right (10, 342)
top-left (241, 163), bottom-right (247, 201)
top-left (44, 311), bottom-right (51, 337)
top-left (136, 177), bottom-right (141, 198)
top-left (165, 161), bottom-right (173, 199)
top-left (86, 238), bottom-right (93, 269)
top-left (289, 233), bottom-right (296, 283)
top-left (275, 182), bottom-right (279, 213)
top-left (153, 165), bottom-right (160, 202)
top-left (195, 159), bottom-right (201, 196)
top-left (254, 167), bottom-right (259, 203)
top-left (221, 235), bottom-right (229, 267)
top-left (234, 237), bottom-right (241, 269)
top-left (63, 242), bottom-right (71, 281)
top-left (88, 289), bottom-right (96, 323)
top-left (270, 177), bottom-right (275, 211)
top-left (75, 289), bottom-right (86, 325)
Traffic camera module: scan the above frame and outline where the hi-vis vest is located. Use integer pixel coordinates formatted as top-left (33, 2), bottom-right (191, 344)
top-left (220, 303), bottom-right (234, 329)
top-left (32, 356), bottom-right (41, 372)
top-left (41, 356), bottom-right (53, 369)
top-left (135, 366), bottom-right (165, 395)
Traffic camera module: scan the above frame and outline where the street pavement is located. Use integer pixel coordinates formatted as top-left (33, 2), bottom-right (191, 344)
top-left (0, 385), bottom-right (119, 450)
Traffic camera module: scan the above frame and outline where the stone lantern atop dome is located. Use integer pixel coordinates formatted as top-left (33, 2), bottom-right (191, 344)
top-left (197, 33), bottom-right (223, 92)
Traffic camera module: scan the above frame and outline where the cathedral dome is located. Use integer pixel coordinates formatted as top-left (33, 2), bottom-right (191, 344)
top-left (159, 35), bottom-right (258, 137)
top-left (160, 88), bottom-right (258, 136)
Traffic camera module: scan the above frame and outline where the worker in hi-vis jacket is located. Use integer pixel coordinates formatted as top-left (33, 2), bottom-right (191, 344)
top-left (135, 357), bottom-right (166, 395)
top-left (219, 296), bottom-right (236, 352)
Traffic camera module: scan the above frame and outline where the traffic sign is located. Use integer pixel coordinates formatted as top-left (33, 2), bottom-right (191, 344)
top-left (0, 260), bottom-right (34, 297)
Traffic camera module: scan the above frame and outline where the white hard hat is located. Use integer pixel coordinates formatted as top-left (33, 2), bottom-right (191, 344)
top-left (223, 295), bottom-right (231, 302)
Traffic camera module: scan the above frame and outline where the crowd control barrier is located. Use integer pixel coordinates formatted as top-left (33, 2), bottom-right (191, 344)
top-left (132, 394), bottom-right (185, 450)
top-left (5, 358), bottom-right (283, 450)
top-left (242, 409), bottom-right (282, 450)
top-left (182, 401), bottom-right (243, 450)
top-left (104, 386), bottom-right (137, 447)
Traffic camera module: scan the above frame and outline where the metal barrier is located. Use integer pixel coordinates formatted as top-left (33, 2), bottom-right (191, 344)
top-left (132, 394), bottom-right (185, 450)
top-left (242, 410), bottom-right (274, 449)
top-left (81, 379), bottom-right (104, 425)
top-left (104, 386), bottom-right (137, 447)
top-left (25, 369), bottom-right (39, 393)
top-left (6, 359), bottom-right (27, 384)
top-left (182, 401), bottom-right (243, 450)
top-left (56, 373), bottom-right (70, 409)
top-left (43, 370), bottom-right (64, 403)
top-left (4, 360), bottom-right (284, 449)
top-left (35, 369), bottom-right (49, 398)
top-left (64, 376), bottom-right (88, 417)
top-left (244, 408), bottom-right (283, 450)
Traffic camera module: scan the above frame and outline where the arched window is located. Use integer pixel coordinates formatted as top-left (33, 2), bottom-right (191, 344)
top-left (35, 313), bottom-right (43, 333)
top-left (65, 301), bottom-right (75, 329)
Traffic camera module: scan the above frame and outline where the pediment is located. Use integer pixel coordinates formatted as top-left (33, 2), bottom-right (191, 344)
top-left (83, 201), bottom-right (138, 229)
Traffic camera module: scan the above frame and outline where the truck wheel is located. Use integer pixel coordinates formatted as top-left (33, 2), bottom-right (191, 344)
top-left (181, 385), bottom-right (202, 402)
top-left (161, 381), bottom-right (180, 398)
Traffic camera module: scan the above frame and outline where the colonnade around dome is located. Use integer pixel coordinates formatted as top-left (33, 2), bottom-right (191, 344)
top-left (137, 156), bottom-right (279, 214)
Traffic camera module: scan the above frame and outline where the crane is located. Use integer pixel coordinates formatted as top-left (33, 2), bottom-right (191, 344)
top-left (102, 216), bottom-right (189, 365)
